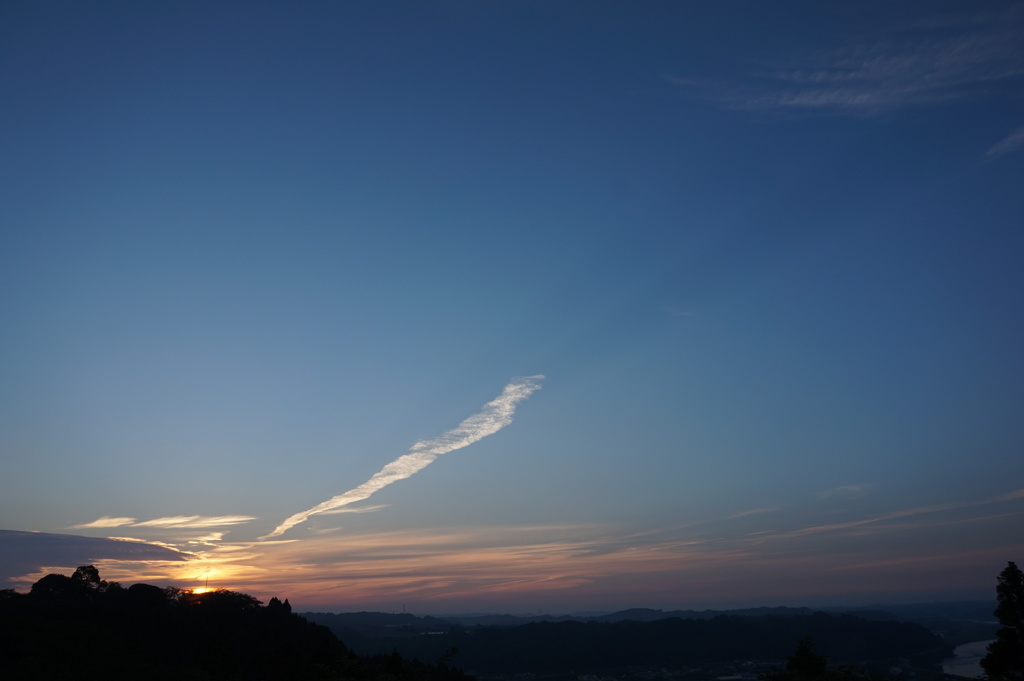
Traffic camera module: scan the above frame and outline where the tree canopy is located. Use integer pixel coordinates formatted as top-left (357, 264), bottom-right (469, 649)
top-left (0, 566), bottom-right (472, 681)
top-left (982, 561), bottom-right (1024, 681)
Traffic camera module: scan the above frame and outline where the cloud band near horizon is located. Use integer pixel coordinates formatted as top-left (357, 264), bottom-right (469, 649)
top-left (73, 515), bottom-right (257, 530)
top-left (260, 375), bottom-right (544, 539)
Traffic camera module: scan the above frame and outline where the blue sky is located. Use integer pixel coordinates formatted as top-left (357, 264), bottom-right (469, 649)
top-left (2, 1), bottom-right (1023, 613)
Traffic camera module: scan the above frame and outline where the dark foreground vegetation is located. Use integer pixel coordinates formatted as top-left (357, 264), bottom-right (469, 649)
top-left (982, 561), bottom-right (1024, 681)
top-left (0, 566), bottom-right (471, 681)
top-left (2, 561), bottom-right (1020, 681)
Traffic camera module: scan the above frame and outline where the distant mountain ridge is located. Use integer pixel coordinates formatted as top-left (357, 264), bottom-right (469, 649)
top-left (303, 608), bottom-right (961, 679)
top-left (300, 606), bottom-right (826, 632)
top-left (303, 601), bottom-right (996, 629)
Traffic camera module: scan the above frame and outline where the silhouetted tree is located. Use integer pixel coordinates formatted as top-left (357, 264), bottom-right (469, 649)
top-left (790, 637), bottom-right (830, 677)
top-left (982, 561), bottom-right (1024, 681)
top-left (762, 637), bottom-right (828, 681)
top-left (127, 582), bottom-right (167, 606)
top-left (29, 573), bottom-right (77, 599)
top-left (760, 637), bottom-right (888, 681)
top-left (267, 596), bottom-right (291, 615)
top-left (71, 565), bottom-right (101, 588)
top-left (2, 566), bottom-right (473, 681)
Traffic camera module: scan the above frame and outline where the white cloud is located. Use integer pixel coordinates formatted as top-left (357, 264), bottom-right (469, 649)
top-left (74, 515), bottom-right (257, 530)
top-left (987, 126), bottom-right (1024, 156)
top-left (320, 504), bottom-right (390, 516)
top-left (188, 532), bottom-right (225, 545)
top-left (72, 516), bottom-right (138, 529)
top-left (261, 376), bottom-right (544, 539)
top-left (132, 515), bottom-right (257, 529)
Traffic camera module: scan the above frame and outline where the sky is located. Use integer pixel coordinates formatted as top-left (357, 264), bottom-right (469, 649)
top-left (2, 0), bottom-right (1023, 615)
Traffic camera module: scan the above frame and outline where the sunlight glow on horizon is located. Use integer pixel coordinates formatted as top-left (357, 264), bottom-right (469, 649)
top-left (10, 484), bottom-right (1019, 613)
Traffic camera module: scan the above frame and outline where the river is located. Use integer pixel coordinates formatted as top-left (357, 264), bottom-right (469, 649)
top-left (942, 639), bottom-right (994, 679)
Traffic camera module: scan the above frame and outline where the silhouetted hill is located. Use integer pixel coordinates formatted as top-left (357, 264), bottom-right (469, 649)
top-left (822, 601), bottom-right (998, 647)
top-left (592, 605), bottom-right (822, 622)
top-left (305, 610), bottom-right (952, 679)
top-left (308, 601), bottom-right (997, 645)
top-left (0, 566), bottom-right (472, 681)
top-left (367, 605), bottom-right (824, 628)
top-left (304, 610), bottom-right (454, 633)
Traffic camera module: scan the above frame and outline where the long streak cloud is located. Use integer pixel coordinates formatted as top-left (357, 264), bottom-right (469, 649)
top-left (261, 376), bottom-right (544, 539)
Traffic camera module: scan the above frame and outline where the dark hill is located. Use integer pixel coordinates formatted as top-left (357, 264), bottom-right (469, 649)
top-left (0, 566), bottom-right (471, 681)
top-left (306, 610), bottom-right (952, 679)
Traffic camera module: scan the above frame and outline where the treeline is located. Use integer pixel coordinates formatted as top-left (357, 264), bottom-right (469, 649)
top-left (308, 611), bottom-right (951, 676)
top-left (0, 566), bottom-right (472, 681)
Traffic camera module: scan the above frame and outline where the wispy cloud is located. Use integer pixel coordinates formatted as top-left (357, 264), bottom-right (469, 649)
top-left (73, 516), bottom-right (138, 528)
top-left (261, 376), bottom-right (544, 539)
top-left (320, 504), bottom-right (390, 516)
top-left (671, 7), bottom-right (1024, 115)
top-left (73, 515), bottom-right (257, 530)
top-left (188, 533), bottom-right (225, 546)
top-left (153, 524), bottom-right (741, 608)
top-left (98, 500), bottom-right (1020, 610)
top-left (770, 488), bottom-right (1024, 539)
top-left (133, 515), bottom-right (257, 529)
top-left (988, 126), bottom-right (1024, 156)
top-left (726, 506), bottom-right (779, 520)
top-left (20, 488), bottom-right (1021, 609)
top-left (994, 489), bottom-right (1024, 502)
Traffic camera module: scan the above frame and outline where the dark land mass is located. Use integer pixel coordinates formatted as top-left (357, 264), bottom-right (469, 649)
top-left (309, 601), bottom-right (995, 631)
top-left (821, 602), bottom-right (999, 647)
top-left (0, 566), bottom-right (470, 681)
top-left (0, 564), bottom-right (993, 681)
top-left (305, 608), bottom-right (959, 681)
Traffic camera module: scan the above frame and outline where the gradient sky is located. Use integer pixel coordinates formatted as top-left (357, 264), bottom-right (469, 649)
top-left (2, 1), bottom-right (1023, 614)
